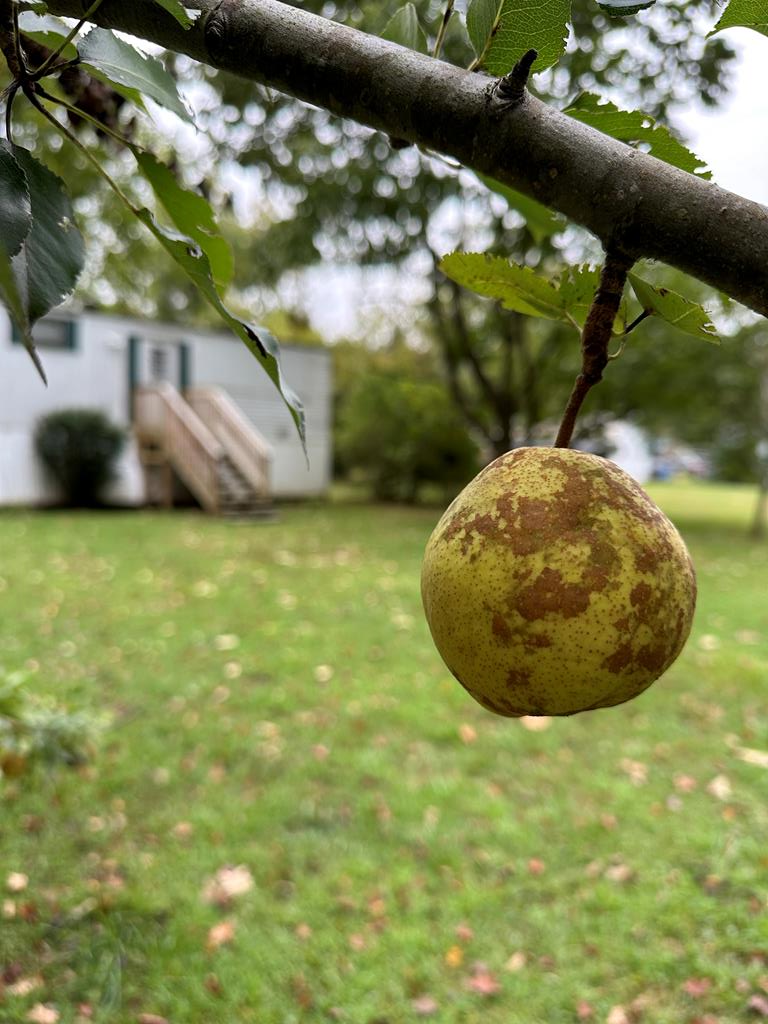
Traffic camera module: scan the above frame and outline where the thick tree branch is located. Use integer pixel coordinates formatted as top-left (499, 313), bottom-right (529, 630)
top-left (44, 0), bottom-right (768, 317)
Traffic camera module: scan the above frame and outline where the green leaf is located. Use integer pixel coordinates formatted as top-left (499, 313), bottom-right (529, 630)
top-left (152, 0), bottom-right (196, 29)
top-left (708, 0), bottom-right (768, 37)
top-left (479, 174), bottom-right (564, 243)
top-left (596, 0), bottom-right (656, 16)
top-left (78, 28), bottom-right (193, 123)
top-left (381, 4), bottom-right (428, 52)
top-left (0, 142), bottom-right (83, 382)
top-left (466, 0), bottom-right (501, 57)
top-left (558, 264), bottom-right (627, 330)
top-left (134, 209), bottom-right (306, 447)
top-left (18, 11), bottom-right (77, 57)
top-left (11, 145), bottom-right (85, 326)
top-left (628, 273), bottom-right (720, 343)
top-left (0, 142), bottom-right (32, 259)
top-left (469, 0), bottom-right (570, 73)
top-left (440, 252), bottom-right (564, 318)
top-left (132, 149), bottom-right (234, 291)
top-left (565, 93), bottom-right (710, 178)
top-left (557, 264), bottom-right (601, 327)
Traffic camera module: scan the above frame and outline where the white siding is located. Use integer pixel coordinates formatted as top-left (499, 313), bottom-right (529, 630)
top-left (0, 311), bottom-right (331, 504)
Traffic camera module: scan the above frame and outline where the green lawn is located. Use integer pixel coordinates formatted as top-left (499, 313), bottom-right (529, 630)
top-left (1, 482), bottom-right (767, 1024)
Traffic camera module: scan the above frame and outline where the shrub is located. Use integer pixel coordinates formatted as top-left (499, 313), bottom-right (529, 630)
top-left (1, 671), bottom-right (106, 779)
top-left (34, 408), bottom-right (125, 507)
top-left (337, 374), bottom-right (480, 502)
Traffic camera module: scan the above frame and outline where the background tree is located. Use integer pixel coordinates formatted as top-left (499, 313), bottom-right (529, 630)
top-left (2, 1), bottom-right (737, 458)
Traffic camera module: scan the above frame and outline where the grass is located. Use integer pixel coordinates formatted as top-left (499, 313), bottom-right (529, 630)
top-left (0, 480), bottom-right (767, 1024)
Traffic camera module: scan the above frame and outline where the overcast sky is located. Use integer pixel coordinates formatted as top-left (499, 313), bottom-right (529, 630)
top-left (685, 30), bottom-right (768, 207)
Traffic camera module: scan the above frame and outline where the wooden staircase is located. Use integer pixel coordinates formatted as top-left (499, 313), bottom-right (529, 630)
top-left (134, 383), bottom-right (274, 518)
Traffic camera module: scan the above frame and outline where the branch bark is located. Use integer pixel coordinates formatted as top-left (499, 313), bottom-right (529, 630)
top-left (43, 0), bottom-right (768, 317)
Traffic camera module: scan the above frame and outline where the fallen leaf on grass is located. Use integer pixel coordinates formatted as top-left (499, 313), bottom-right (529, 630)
top-left (7, 975), bottom-right (43, 996)
top-left (291, 974), bottom-right (314, 1010)
top-left (606, 1007), bottom-right (630, 1024)
top-left (733, 747), bottom-right (768, 769)
top-left (505, 951), bottom-right (527, 972)
top-left (528, 858), bottom-right (546, 876)
top-left (26, 1006), bottom-right (59, 1024)
top-left (466, 964), bottom-right (501, 996)
top-left (445, 945), bottom-right (463, 968)
top-left (748, 995), bottom-right (768, 1016)
top-left (604, 863), bottom-right (634, 884)
top-left (674, 774), bottom-right (697, 792)
top-left (576, 1001), bottom-right (594, 1020)
top-left (295, 922), bottom-right (312, 940)
top-left (6, 872), bottom-right (28, 892)
top-left (455, 922), bottom-right (474, 942)
top-left (412, 995), bottom-right (439, 1015)
top-left (706, 775), bottom-right (732, 801)
top-left (201, 865), bottom-right (254, 907)
top-left (520, 715), bottom-right (551, 731)
top-left (137, 1015), bottom-right (170, 1024)
top-left (459, 723), bottom-right (477, 744)
top-left (619, 759), bottom-right (648, 786)
top-left (683, 977), bottom-right (712, 998)
top-left (207, 919), bottom-right (236, 950)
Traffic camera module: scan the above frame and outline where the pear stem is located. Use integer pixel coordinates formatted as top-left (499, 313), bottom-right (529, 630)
top-left (553, 251), bottom-right (634, 449)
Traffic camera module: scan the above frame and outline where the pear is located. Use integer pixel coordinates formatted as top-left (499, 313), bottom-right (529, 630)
top-left (421, 447), bottom-right (696, 716)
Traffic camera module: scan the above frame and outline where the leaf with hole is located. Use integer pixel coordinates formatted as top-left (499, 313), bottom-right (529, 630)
top-left (565, 93), bottom-right (710, 178)
top-left (381, 4), bottom-right (428, 52)
top-left (78, 28), bottom-right (193, 123)
top-left (628, 274), bottom-right (720, 342)
top-left (134, 209), bottom-right (306, 448)
top-left (133, 149), bottom-right (234, 290)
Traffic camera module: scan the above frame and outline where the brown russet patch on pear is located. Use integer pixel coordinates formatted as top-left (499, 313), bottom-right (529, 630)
top-left (492, 613), bottom-right (513, 644)
top-left (630, 582), bottom-right (652, 607)
top-left (514, 567), bottom-right (592, 621)
top-left (636, 643), bottom-right (669, 673)
top-left (506, 667), bottom-right (532, 689)
top-left (603, 642), bottom-right (635, 674)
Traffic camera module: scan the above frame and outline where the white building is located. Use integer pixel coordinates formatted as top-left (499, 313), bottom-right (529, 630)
top-left (0, 310), bottom-right (332, 511)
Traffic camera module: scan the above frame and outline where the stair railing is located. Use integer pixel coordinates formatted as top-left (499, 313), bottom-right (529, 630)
top-left (134, 383), bottom-right (224, 513)
top-left (187, 387), bottom-right (273, 499)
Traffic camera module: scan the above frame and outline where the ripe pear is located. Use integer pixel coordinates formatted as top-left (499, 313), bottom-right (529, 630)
top-left (421, 447), bottom-right (696, 717)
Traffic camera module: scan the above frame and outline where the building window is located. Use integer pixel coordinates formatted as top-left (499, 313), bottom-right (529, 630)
top-left (11, 317), bottom-right (77, 350)
top-left (149, 346), bottom-right (168, 381)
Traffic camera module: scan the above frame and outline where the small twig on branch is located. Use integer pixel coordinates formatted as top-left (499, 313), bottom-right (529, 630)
top-left (623, 308), bottom-right (650, 335)
top-left (493, 48), bottom-right (538, 106)
top-left (553, 251), bottom-right (634, 449)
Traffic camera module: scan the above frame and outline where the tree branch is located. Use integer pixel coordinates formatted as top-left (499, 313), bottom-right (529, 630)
top-left (554, 253), bottom-right (632, 448)
top-left (42, 0), bottom-right (768, 317)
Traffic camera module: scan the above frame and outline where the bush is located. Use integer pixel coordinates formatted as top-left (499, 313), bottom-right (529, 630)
top-left (1, 671), bottom-right (106, 779)
top-left (337, 374), bottom-right (480, 502)
top-left (34, 408), bottom-right (125, 506)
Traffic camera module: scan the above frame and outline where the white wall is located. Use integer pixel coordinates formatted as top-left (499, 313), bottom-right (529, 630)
top-left (0, 311), bottom-right (332, 504)
top-left (0, 313), bottom-right (145, 505)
